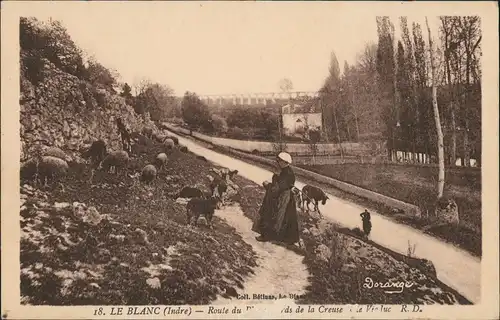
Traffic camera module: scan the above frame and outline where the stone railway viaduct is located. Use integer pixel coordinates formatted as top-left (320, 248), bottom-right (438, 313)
top-left (179, 91), bottom-right (321, 106)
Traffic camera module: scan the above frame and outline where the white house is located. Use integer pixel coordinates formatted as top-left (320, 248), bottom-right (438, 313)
top-left (281, 102), bottom-right (322, 136)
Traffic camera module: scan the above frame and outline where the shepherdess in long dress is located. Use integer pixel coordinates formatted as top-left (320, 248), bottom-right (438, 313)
top-left (253, 152), bottom-right (300, 245)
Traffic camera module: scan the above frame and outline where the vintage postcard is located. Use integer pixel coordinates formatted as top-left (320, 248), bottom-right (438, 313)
top-left (1, 1), bottom-right (498, 319)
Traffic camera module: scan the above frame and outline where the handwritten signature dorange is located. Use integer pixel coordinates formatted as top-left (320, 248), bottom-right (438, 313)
top-left (362, 277), bottom-right (415, 294)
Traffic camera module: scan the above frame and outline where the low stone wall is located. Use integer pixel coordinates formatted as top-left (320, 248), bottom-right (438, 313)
top-left (164, 125), bottom-right (422, 218)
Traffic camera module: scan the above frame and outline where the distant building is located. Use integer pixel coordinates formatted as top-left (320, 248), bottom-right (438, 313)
top-left (281, 100), bottom-right (322, 136)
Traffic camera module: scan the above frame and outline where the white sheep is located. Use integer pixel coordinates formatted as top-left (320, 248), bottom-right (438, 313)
top-left (155, 153), bottom-right (168, 171)
top-left (154, 133), bottom-right (167, 143)
top-left (163, 138), bottom-right (175, 150)
top-left (42, 146), bottom-right (70, 162)
top-left (37, 156), bottom-right (69, 191)
top-left (140, 164), bottom-right (157, 183)
top-left (101, 150), bottom-right (130, 175)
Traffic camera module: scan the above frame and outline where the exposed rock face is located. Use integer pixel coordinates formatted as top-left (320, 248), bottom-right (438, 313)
top-left (20, 55), bottom-right (158, 162)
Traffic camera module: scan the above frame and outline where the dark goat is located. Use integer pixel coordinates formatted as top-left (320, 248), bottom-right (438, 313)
top-left (176, 186), bottom-right (206, 199)
top-left (185, 197), bottom-right (220, 228)
top-left (82, 140), bottom-right (107, 168)
top-left (302, 184), bottom-right (329, 214)
top-left (101, 150), bottom-right (130, 175)
top-left (116, 117), bottom-right (132, 153)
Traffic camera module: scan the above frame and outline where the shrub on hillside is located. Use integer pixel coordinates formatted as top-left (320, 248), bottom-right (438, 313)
top-left (20, 17), bottom-right (88, 81)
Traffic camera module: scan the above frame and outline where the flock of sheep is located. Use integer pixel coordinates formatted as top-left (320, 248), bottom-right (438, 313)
top-left (20, 127), bottom-right (180, 188)
top-left (20, 124), bottom-right (238, 229)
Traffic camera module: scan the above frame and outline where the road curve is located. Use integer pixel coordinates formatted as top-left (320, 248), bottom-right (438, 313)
top-left (167, 130), bottom-right (481, 304)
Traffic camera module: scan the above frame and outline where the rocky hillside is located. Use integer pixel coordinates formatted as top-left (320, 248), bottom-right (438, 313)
top-left (20, 54), bottom-right (151, 161)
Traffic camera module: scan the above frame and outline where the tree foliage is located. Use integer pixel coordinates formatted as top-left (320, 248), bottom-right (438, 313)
top-left (181, 91), bottom-right (211, 130)
top-left (314, 16), bottom-right (481, 168)
top-left (20, 17), bottom-right (89, 84)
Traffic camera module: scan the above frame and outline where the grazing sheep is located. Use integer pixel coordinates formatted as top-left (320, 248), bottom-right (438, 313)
top-left (140, 164), bottom-right (157, 183)
top-left (155, 153), bottom-right (168, 171)
top-left (154, 133), bottom-right (167, 143)
top-left (37, 156), bottom-right (69, 188)
top-left (176, 186), bottom-right (205, 199)
top-left (163, 138), bottom-right (175, 150)
top-left (179, 145), bottom-right (188, 153)
top-left (20, 158), bottom-right (40, 182)
top-left (185, 196), bottom-right (220, 228)
top-left (101, 150), bottom-right (129, 175)
top-left (168, 135), bottom-right (179, 145)
top-left (302, 184), bottom-right (329, 214)
top-left (42, 146), bottom-right (68, 162)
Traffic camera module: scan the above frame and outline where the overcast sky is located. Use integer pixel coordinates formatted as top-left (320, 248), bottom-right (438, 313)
top-left (25, 2), bottom-right (453, 96)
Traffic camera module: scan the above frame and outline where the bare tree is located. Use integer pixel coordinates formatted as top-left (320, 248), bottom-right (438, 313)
top-left (133, 77), bottom-right (152, 96)
top-left (440, 17), bottom-right (460, 166)
top-left (279, 78), bottom-right (294, 96)
top-left (426, 17), bottom-right (445, 198)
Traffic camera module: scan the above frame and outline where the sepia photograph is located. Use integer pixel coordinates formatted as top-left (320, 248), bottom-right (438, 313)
top-left (1, 1), bottom-right (498, 319)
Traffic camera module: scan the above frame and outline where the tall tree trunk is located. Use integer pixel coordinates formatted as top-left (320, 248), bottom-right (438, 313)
top-left (444, 22), bottom-right (458, 167)
top-left (450, 107), bottom-right (457, 165)
top-left (346, 119), bottom-right (352, 142)
top-left (333, 109), bottom-right (343, 159)
top-left (463, 117), bottom-right (470, 166)
top-left (426, 18), bottom-right (445, 198)
top-left (462, 19), bottom-right (472, 167)
top-left (464, 64), bottom-right (471, 166)
top-left (354, 114), bottom-right (360, 142)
